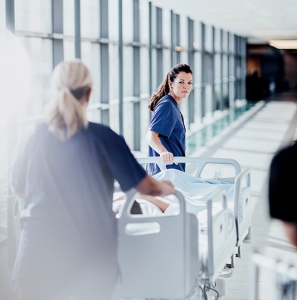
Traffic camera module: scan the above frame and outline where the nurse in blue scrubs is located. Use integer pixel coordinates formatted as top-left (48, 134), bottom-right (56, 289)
top-left (10, 60), bottom-right (174, 300)
top-left (146, 64), bottom-right (193, 176)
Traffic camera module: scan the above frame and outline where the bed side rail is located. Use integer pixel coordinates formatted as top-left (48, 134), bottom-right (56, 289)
top-left (136, 156), bottom-right (241, 177)
top-left (234, 168), bottom-right (252, 246)
top-left (206, 187), bottom-right (236, 284)
top-left (117, 189), bottom-right (199, 299)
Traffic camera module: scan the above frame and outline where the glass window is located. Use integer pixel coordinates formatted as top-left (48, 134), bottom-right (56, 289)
top-left (15, 0), bottom-right (51, 33)
top-left (139, 0), bottom-right (149, 45)
top-left (163, 49), bottom-right (171, 77)
top-left (17, 36), bottom-right (52, 117)
top-left (162, 9), bottom-right (170, 48)
top-left (81, 42), bottom-right (100, 107)
top-left (140, 47), bottom-right (149, 96)
top-left (140, 98), bottom-right (150, 152)
top-left (122, 0), bottom-right (133, 42)
top-left (0, 0), bottom-right (5, 28)
top-left (229, 33), bottom-right (235, 54)
top-left (123, 101), bottom-right (134, 148)
top-left (109, 42), bottom-right (119, 132)
top-left (214, 28), bottom-right (221, 53)
top-left (194, 22), bottom-right (202, 51)
top-left (64, 39), bottom-right (75, 60)
top-left (123, 47), bottom-right (133, 97)
top-left (81, 0), bottom-right (99, 38)
top-left (63, 0), bottom-right (74, 36)
top-left (109, 0), bottom-right (118, 41)
top-left (222, 31), bottom-right (228, 53)
top-left (194, 51), bottom-right (202, 85)
top-left (214, 53), bottom-right (221, 80)
top-left (204, 24), bottom-right (212, 53)
top-left (180, 16), bottom-right (187, 49)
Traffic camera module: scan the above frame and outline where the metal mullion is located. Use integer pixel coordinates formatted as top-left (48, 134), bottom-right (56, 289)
top-left (219, 29), bottom-right (224, 111)
top-left (211, 26), bottom-right (215, 113)
top-left (52, 0), bottom-right (64, 68)
top-left (148, 2), bottom-right (153, 101)
top-left (227, 31), bottom-right (230, 108)
top-left (176, 14), bottom-right (180, 63)
top-left (170, 10), bottom-right (175, 66)
top-left (133, 0), bottom-right (141, 150)
top-left (100, 0), bottom-right (109, 125)
top-left (118, 0), bottom-right (123, 135)
top-left (156, 7), bottom-right (163, 85)
top-left (74, 0), bottom-right (81, 58)
top-left (201, 22), bottom-right (206, 119)
top-left (187, 17), bottom-right (194, 126)
top-left (241, 37), bottom-right (247, 100)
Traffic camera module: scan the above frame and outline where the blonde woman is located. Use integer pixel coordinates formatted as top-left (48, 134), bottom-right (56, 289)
top-left (10, 60), bottom-right (174, 300)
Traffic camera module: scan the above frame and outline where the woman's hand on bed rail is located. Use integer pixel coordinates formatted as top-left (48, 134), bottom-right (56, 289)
top-left (160, 151), bottom-right (178, 166)
top-left (135, 175), bottom-right (175, 197)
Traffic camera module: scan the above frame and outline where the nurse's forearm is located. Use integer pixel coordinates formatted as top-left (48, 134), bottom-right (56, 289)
top-left (146, 130), bottom-right (168, 154)
top-left (135, 175), bottom-right (175, 197)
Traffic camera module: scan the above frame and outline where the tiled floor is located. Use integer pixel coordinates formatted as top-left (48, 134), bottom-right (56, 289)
top-left (199, 95), bottom-right (297, 300)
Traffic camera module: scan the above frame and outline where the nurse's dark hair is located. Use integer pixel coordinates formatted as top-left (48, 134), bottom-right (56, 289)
top-left (148, 63), bottom-right (193, 111)
top-left (45, 60), bottom-right (93, 141)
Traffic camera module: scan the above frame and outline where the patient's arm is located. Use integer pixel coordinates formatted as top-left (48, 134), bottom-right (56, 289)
top-left (136, 194), bottom-right (170, 212)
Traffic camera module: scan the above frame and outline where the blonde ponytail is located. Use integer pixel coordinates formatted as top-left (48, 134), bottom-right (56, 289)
top-left (45, 60), bottom-right (93, 141)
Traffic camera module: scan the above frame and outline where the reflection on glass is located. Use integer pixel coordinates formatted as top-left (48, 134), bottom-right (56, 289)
top-left (15, 0), bottom-right (51, 32)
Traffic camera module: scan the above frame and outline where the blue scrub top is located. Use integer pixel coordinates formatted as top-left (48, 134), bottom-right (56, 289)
top-left (147, 94), bottom-right (186, 176)
top-left (11, 122), bottom-right (147, 286)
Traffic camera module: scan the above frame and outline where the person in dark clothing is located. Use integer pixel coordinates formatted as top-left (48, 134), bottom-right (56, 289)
top-left (268, 141), bottom-right (297, 248)
top-left (10, 60), bottom-right (174, 300)
top-left (146, 64), bottom-right (193, 176)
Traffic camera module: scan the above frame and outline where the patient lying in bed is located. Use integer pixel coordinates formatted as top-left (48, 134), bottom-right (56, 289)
top-left (113, 169), bottom-right (234, 217)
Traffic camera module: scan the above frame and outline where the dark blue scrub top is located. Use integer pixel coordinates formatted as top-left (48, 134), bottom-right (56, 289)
top-left (11, 122), bottom-right (147, 262)
top-left (147, 94), bottom-right (186, 176)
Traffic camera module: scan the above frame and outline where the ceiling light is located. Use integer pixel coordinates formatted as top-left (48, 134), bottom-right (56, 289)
top-left (269, 40), bottom-right (297, 49)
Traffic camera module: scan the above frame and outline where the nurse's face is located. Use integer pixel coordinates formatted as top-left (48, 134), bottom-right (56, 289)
top-left (169, 72), bottom-right (193, 101)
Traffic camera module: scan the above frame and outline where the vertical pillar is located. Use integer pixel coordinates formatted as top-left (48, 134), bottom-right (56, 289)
top-left (201, 22), bottom-right (206, 118)
top-left (220, 29), bottom-right (224, 111)
top-left (133, 0), bottom-right (141, 150)
top-left (118, 0), bottom-right (123, 134)
top-left (74, 0), bottom-right (81, 59)
top-left (100, 0), bottom-right (109, 125)
top-left (187, 17), bottom-right (195, 126)
top-left (156, 7), bottom-right (163, 85)
top-left (52, 0), bottom-right (64, 68)
top-left (211, 26), bottom-right (215, 113)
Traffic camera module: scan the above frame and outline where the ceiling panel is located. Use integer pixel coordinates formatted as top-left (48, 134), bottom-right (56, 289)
top-left (152, 0), bottom-right (297, 43)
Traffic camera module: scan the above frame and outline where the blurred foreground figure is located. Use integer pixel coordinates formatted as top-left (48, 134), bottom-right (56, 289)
top-left (269, 141), bottom-right (297, 248)
top-left (10, 60), bottom-right (174, 300)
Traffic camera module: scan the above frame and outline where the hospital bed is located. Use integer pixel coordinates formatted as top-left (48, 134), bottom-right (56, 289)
top-left (137, 156), bottom-right (252, 257)
top-left (115, 186), bottom-right (237, 299)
